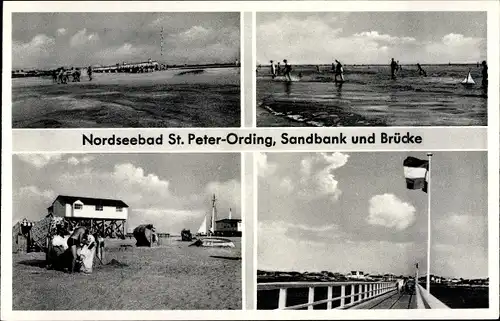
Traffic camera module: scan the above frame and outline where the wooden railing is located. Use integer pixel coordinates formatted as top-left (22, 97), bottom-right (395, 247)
top-left (415, 284), bottom-right (450, 309)
top-left (257, 281), bottom-right (397, 310)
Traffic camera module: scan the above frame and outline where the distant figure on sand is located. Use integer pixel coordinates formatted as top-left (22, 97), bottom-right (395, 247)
top-left (270, 60), bottom-right (277, 79)
top-left (283, 59), bottom-right (292, 82)
top-left (316, 65), bottom-right (320, 73)
top-left (481, 60), bottom-right (488, 90)
top-left (277, 62), bottom-right (281, 75)
top-left (390, 58), bottom-right (398, 79)
top-left (87, 66), bottom-right (93, 81)
top-left (416, 63), bottom-right (427, 77)
top-left (334, 59), bottom-right (344, 83)
top-left (67, 226), bottom-right (90, 273)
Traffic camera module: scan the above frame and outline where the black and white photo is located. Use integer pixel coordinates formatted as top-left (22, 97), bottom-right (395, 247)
top-left (257, 152), bottom-right (488, 310)
top-left (256, 12), bottom-right (487, 127)
top-left (12, 13), bottom-right (241, 128)
top-left (12, 153), bottom-right (242, 310)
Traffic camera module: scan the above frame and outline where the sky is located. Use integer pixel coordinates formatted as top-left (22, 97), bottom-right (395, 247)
top-left (12, 153), bottom-right (241, 234)
top-left (257, 12), bottom-right (486, 64)
top-left (12, 13), bottom-right (240, 69)
top-left (257, 152), bottom-right (488, 279)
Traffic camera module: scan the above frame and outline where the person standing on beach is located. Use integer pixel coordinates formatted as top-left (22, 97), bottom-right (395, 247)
top-left (87, 66), bottom-right (93, 81)
top-left (416, 63), bottom-right (427, 77)
top-left (270, 60), bottom-right (277, 79)
top-left (390, 58), bottom-right (398, 79)
top-left (334, 59), bottom-right (344, 83)
top-left (67, 226), bottom-right (90, 273)
top-left (277, 62), bottom-right (281, 75)
top-left (481, 60), bottom-right (488, 90)
top-left (283, 59), bottom-right (292, 82)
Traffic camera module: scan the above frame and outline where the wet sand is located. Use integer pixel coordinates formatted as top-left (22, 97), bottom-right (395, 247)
top-left (12, 68), bottom-right (240, 128)
top-left (257, 64), bottom-right (487, 127)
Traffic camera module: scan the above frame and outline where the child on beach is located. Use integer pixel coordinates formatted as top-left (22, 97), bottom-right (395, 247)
top-left (270, 60), bottom-right (277, 79)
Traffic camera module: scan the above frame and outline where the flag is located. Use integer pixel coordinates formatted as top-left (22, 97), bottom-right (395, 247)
top-left (403, 156), bottom-right (429, 193)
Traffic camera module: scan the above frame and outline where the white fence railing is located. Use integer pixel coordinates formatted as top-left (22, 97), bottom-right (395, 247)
top-left (257, 281), bottom-right (397, 310)
top-left (415, 284), bottom-right (450, 309)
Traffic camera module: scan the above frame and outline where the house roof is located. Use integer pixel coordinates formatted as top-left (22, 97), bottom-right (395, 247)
top-left (54, 195), bottom-right (129, 208)
top-left (216, 218), bottom-right (242, 223)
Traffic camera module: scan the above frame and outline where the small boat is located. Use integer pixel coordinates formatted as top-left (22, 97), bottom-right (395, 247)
top-left (461, 70), bottom-right (475, 86)
top-left (189, 237), bottom-right (235, 248)
top-left (197, 216), bottom-right (207, 237)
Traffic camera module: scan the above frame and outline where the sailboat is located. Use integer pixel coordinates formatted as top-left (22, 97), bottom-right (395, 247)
top-left (197, 217), bottom-right (207, 236)
top-left (461, 70), bottom-right (475, 86)
top-left (190, 194), bottom-right (235, 248)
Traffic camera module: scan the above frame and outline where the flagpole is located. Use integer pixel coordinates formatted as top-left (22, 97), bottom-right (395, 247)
top-left (426, 153), bottom-right (433, 293)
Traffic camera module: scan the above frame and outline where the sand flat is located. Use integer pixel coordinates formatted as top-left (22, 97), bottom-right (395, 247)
top-left (13, 237), bottom-right (242, 310)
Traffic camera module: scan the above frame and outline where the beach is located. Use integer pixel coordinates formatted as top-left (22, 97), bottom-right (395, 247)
top-left (12, 67), bottom-right (240, 128)
top-left (13, 237), bottom-right (241, 310)
top-left (257, 64), bottom-right (487, 127)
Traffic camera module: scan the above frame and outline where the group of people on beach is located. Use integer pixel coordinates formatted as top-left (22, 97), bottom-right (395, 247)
top-left (51, 66), bottom-right (93, 84)
top-left (269, 59), bottom-right (293, 81)
top-left (47, 224), bottom-right (101, 274)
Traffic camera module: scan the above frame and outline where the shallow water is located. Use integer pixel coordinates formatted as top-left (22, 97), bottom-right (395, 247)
top-left (257, 64), bottom-right (487, 127)
top-left (12, 68), bottom-right (241, 128)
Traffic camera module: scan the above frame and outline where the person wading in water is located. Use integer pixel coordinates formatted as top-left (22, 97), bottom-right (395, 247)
top-left (390, 58), bottom-right (398, 80)
top-left (283, 59), bottom-right (292, 82)
top-left (481, 60), bottom-right (488, 92)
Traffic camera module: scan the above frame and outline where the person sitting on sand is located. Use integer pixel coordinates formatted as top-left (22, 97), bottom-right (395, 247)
top-left (390, 58), bottom-right (398, 79)
top-left (416, 63), bottom-right (427, 77)
top-left (334, 60), bottom-right (344, 83)
top-left (283, 59), bottom-right (292, 82)
top-left (270, 60), bottom-right (277, 79)
top-left (67, 226), bottom-right (90, 273)
top-left (481, 60), bottom-right (488, 90)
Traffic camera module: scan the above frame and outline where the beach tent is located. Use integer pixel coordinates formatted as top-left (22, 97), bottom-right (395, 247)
top-left (133, 224), bottom-right (158, 247)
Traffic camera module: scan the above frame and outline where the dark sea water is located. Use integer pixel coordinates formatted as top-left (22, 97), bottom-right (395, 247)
top-left (257, 64), bottom-right (487, 127)
top-left (12, 68), bottom-right (240, 128)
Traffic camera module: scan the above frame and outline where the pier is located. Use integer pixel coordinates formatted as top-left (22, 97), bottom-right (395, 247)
top-left (257, 280), bottom-right (450, 310)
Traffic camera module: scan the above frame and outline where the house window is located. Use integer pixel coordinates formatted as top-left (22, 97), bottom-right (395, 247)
top-left (116, 207), bottom-right (123, 212)
top-left (74, 204), bottom-right (83, 210)
top-left (95, 205), bottom-right (103, 211)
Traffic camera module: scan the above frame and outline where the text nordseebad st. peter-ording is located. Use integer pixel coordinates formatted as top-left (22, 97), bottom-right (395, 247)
top-left (82, 132), bottom-right (422, 147)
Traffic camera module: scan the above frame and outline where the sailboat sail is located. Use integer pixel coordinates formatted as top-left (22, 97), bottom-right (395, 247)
top-left (461, 71), bottom-right (475, 85)
top-left (197, 217), bottom-right (207, 235)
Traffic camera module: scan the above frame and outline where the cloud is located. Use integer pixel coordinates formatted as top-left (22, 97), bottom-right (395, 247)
top-left (178, 25), bottom-right (210, 40)
top-left (367, 193), bottom-right (416, 230)
top-left (130, 208), bottom-right (203, 232)
top-left (56, 28), bottom-right (67, 36)
top-left (12, 34), bottom-right (55, 67)
top-left (434, 213), bottom-right (487, 247)
top-left (205, 179), bottom-right (241, 211)
top-left (17, 185), bottom-right (56, 200)
top-left (257, 14), bottom-right (485, 64)
top-left (353, 31), bottom-right (417, 44)
top-left (425, 33), bottom-right (485, 63)
top-left (17, 154), bottom-right (62, 168)
top-left (297, 152), bottom-right (349, 201)
top-left (70, 28), bottom-right (99, 47)
top-left (256, 152), bottom-right (277, 177)
top-left (258, 220), bottom-right (415, 273)
top-left (67, 155), bottom-right (95, 166)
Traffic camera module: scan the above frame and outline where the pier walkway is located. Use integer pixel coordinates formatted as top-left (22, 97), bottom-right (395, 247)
top-left (349, 290), bottom-right (416, 309)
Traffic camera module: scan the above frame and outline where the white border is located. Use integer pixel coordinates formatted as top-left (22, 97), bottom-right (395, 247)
top-left (2, 1), bottom-right (499, 320)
